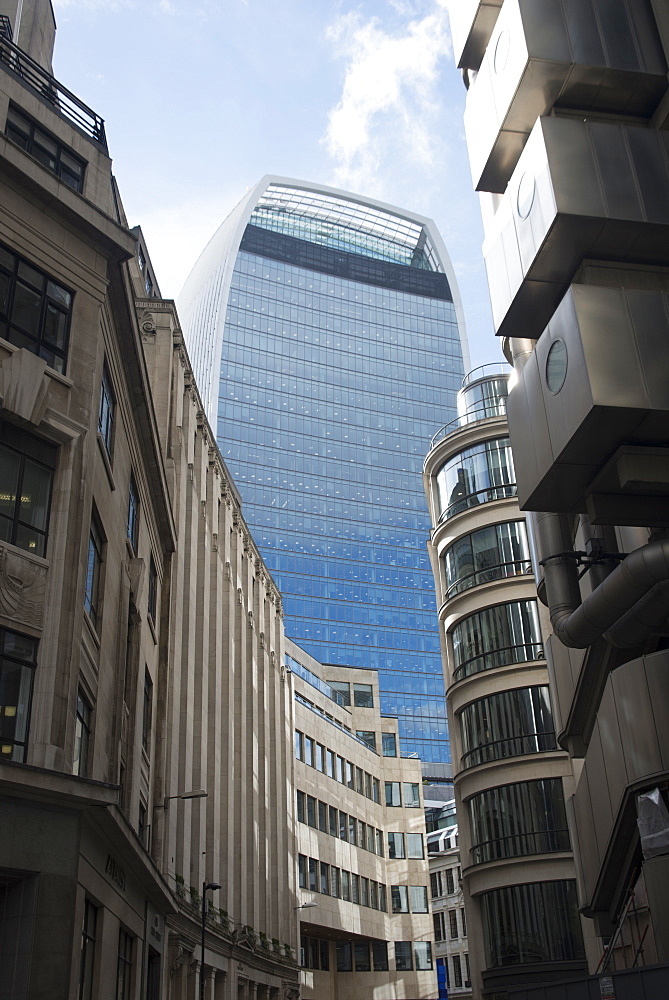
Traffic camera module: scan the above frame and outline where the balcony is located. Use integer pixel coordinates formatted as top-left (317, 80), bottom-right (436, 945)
top-left (430, 364), bottom-right (510, 448)
top-left (483, 115), bottom-right (669, 342)
top-left (0, 33), bottom-right (106, 149)
top-left (464, 0), bottom-right (666, 192)
top-left (506, 282), bottom-right (669, 519)
top-left (448, 0), bottom-right (503, 71)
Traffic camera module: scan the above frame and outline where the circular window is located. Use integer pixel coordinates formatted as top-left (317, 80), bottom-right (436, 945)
top-left (494, 29), bottom-right (510, 74)
top-left (546, 339), bottom-right (568, 394)
top-left (516, 171), bottom-right (535, 219)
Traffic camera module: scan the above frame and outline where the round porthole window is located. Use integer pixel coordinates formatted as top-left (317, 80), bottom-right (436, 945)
top-left (546, 339), bottom-right (568, 394)
top-left (494, 28), bottom-right (510, 74)
top-left (516, 170), bottom-right (535, 219)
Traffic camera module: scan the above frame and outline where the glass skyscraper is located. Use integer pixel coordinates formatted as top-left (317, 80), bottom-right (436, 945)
top-left (179, 178), bottom-right (468, 766)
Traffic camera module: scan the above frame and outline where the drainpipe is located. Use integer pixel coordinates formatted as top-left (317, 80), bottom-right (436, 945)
top-left (506, 337), bottom-right (669, 650)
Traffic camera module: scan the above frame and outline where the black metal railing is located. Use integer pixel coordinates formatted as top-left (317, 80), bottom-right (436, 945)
top-left (0, 34), bottom-right (106, 149)
top-left (471, 828), bottom-right (571, 864)
top-left (438, 484), bottom-right (517, 523)
top-left (446, 558), bottom-right (533, 598)
top-left (461, 732), bottom-right (556, 769)
top-left (453, 640), bottom-right (544, 682)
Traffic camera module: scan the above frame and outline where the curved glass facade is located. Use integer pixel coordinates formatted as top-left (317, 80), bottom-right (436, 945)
top-left (460, 686), bottom-right (556, 768)
top-left (444, 520), bottom-right (531, 597)
top-left (457, 373), bottom-right (509, 424)
top-left (436, 438), bottom-right (516, 522)
top-left (451, 600), bottom-right (543, 681)
top-left (481, 880), bottom-right (585, 969)
top-left (469, 778), bottom-right (570, 864)
top-left (181, 181), bottom-right (467, 763)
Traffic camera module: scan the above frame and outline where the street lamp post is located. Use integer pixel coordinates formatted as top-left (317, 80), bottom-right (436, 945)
top-left (200, 881), bottom-right (221, 1000)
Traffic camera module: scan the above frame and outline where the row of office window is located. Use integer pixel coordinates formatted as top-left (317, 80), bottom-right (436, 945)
top-left (298, 854), bottom-right (387, 910)
top-left (437, 953), bottom-right (470, 991)
top-left (433, 907), bottom-right (466, 941)
top-left (460, 686), bottom-right (556, 769)
top-left (299, 935), bottom-right (432, 973)
top-left (436, 437), bottom-right (516, 522)
top-left (294, 728), bottom-right (384, 797)
top-left (430, 867), bottom-right (459, 899)
top-left (297, 789), bottom-right (384, 855)
top-left (80, 900), bottom-right (144, 1000)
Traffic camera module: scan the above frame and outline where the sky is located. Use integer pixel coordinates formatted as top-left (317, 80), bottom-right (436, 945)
top-left (51, 0), bottom-right (500, 370)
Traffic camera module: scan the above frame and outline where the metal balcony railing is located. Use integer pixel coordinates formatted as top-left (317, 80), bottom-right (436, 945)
top-left (0, 34), bottom-right (107, 149)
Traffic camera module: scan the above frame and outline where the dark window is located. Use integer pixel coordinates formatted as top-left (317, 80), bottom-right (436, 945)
top-left (339, 810), bottom-right (347, 840)
top-left (446, 869), bottom-right (455, 895)
top-left (469, 778), bottom-right (570, 864)
top-left (388, 832), bottom-right (404, 859)
top-left (6, 105), bottom-right (86, 191)
top-left (304, 735), bottom-right (314, 766)
top-left (307, 796), bottom-right (316, 828)
top-left (142, 668), bottom-right (152, 754)
top-left (98, 362), bottom-right (115, 458)
top-left (452, 599), bottom-right (543, 681)
top-left (329, 680), bottom-right (350, 706)
top-left (127, 473), bottom-right (139, 553)
top-left (353, 683), bottom-right (373, 707)
top-left (453, 953), bottom-right (462, 987)
top-left (356, 730), bottom-right (376, 751)
top-left (460, 686), bottom-right (556, 768)
top-left (320, 862), bottom-right (330, 895)
top-left (74, 688), bottom-right (91, 776)
top-left (372, 941), bottom-right (388, 971)
top-left (336, 941), bottom-right (352, 972)
top-left (296, 790), bottom-right (305, 824)
top-left (354, 941), bottom-right (370, 971)
top-left (298, 854), bottom-right (307, 888)
top-left (445, 519), bottom-right (531, 597)
top-left (433, 912), bottom-right (445, 941)
top-left (315, 743), bottom-right (324, 770)
top-left (341, 870), bottom-right (350, 901)
top-left (330, 867), bottom-right (340, 898)
top-left (0, 421), bottom-right (56, 557)
top-left (148, 555), bottom-right (157, 623)
top-left (395, 941), bottom-right (413, 972)
top-left (84, 514), bottom-right (104, 629)
top-left (436, 437), bottom-right (516, 521)
top-left (138, 801), bottom-right (148, 848)
top-left (329, 804), bottom-right (337, 836)
top-left (116, 926), bottom-right (133, 1000)
top-left (449, 909), bottom-right (458, 939)
top-left (318, 800), bottom-right (327, 832)
top-left (308, 858), bottom-right (318, 892)
top-left (79, 900), bottom-right (97, 999)
top-left (379, 884), bottom-right (387, 912)
top-left (462, 907), bottom-right (467, 937)
top-left (0, 627), bottom-right (37, 762)
top-left (372, 778), bottom-right (380, 803)
top-left (381, 733), bottom-right (396, 757)
top-left (356, 766), bottom-right (364, 794)
top-left (481, 880), bottom-right (585, 968)
top-left (0, 242), bottom-right (73, 372)
top-left (392, 886), bottom-right (409, 913)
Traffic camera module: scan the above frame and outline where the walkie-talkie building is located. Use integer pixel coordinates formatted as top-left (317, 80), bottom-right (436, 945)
top-left (179, 177), bottom-right (469, 767)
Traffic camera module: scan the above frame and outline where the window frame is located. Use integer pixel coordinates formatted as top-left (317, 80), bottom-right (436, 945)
top-left (98, 361), bottom-right (115, 459)
top-left (0, 627), bottom-right (38, 762)
top-left (84, 512), bottom-right (104, 630)
top-left (0, 421), bottom-right (57, 558)
top-left (73, 688), bottom-right (92, 776)
top-left (5, 104), bottom-right (86, 192)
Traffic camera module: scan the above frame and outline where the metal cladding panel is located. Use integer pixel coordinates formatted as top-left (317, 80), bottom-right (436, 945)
top-left (448, 0), bottom-right (503, 71)
top-left (464, 0), bottom-right (667, 192)
top-left (506, 284), bottom-right (669, 513)
top-left (484, 116), bottom-right (669, 341)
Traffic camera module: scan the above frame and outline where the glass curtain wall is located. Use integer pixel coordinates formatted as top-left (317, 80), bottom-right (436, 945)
top-left (451, 600), bottom-right (543, 681)
top-left (444, 520), bottom-right (531, 597)
top-left (459, 686), bottom-right (556, 767)
top-left (436, 438), bottom-right (516, 521)
top-left (469, 778), bottom-right (570, 863)
top-left (481, 880), bottom-right (585, 968)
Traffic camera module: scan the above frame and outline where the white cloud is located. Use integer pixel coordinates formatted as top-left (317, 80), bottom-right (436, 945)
top-left (323, 1), bottom-right (452, 199)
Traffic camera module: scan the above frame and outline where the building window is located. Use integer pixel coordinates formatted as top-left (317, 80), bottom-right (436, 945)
top-left (127, 473), bottom-right (139, 553)
top-left (294, 730), bottom-right (303, 760)
top-left (320, 862), bottom-right (330, 895)
top-left (433, 912), bottom-right (445, 942)
top-left (138, 801), bottom-right (149, 849)
top-left (452, 599), bottom-right (543, 681)
top-left (445, 519), bottom-right (531, 597)
top-left (481, 880), bottom-right (585, 968)
top-left (329, 680), bottom-right (350, 706)
top-left (449, 909), bottom-right (458, 939)
top-left (6, 105), bottom-right (85, 191)
top-left (336, 755), bottom-right (345, 782)
top-left (330, 867), bottom-right (340, 898)
top-left (353, 682), bottom-right (373, 707)
top-left (308, 858), bottom-right (318, 892)
top-left (0, 627), bottom-right (37, 762)
top-left (336, 942), bottom-right (352, 972)
top-left (0, 241), bottom-right (73, 373)
top-left (307, 795), bottom-right (316, 828)
top-left (372, 777), bottom-right (380, 803)
top-left (437, 436), bottom-right (516, 521)
top-left (410, 886), bottom-right (428, 913)
top-left (298, 855), bottom-right (307, 888)
top-left (391, 886), bottom-right (409, 913)
top-left (395, 941), bottom-right (413, 972)
top-left (461, 907), bottom-right (467, 937)
top-left (356, 766), bottom-right (364, 794)
top-left (415, 941), bottom-right (433, 971)
top-left (341, 870), bottom-right (350, 901)
top-left (403, 782), bottom-right (420, 807)
top-left (339, 810), bottom-right (347, 840)
top-left (148, 555), bottom-right (157, 623)
top-left (385, 781), bottom-right (401, 806)
top-left (329, 804), bottom-right (338, 837)
top-left (116, 929), bottom-right (133, 1000)
top-left (407, 833), bottom-right (424, 859)
top-left (376, 829), bottom-right (384, 856)
top-left (0, 421), bottom-right (57, 557)
top-left (346, 760), bottom-right (354, 788)
top-left (388, 832), bottom-right (405, 859)
top-left (365, 772), bottom-right (372, 798)
top-left (348, 815), bottom-right (356, 845)
top-left (296, 790), bottom-right (305, 823)
top-left (326, 748), bottom-right (335, 776)
top-left (318, 800), bottom-right (327, 833)
top-left (356, 729), bottom-right (376, 750)
top-left (470, 778), bottom-right (571, 864)
top-left (430, 871), bottom-right (442, 899)
top-left (354, 941), bottom-right (370, 971)
top-left (372, 940), bottom-right (388, 971)
top-left (98, 362), bottom-right (115, 458)
top-left (381, 732), bottom-right (397, 757)
top-left (304, 735), bottom-right (314, 766)
top-left (84, 514), bottom-right (104, 630)
top-left (79, 900), bottom-right (97, 1000)
top-left (446, 869), bottom-right (455, 895)
top-left (460, 686), bottom-right (556, 768)
top-left (142, 668), bottom-right (152, 755)
top-left (73, 689), bottom-right (91, 776)
top-left (453, 953), bottom-right (462, 987)
top-left (315, 742), bottom-right (324, 770)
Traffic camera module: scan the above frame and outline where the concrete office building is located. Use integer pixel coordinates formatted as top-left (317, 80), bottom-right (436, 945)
top-left (290, 641), bottom-right (437, 999)
top-left (449, 0), bottom-right (669, 995)
top-left (423, 366), bottom-right (590, 998)
top-left (178, 179), bottom-right (469, 769)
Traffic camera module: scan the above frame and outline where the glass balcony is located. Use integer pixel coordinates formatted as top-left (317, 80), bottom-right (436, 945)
top-left (430, 364), bottom-right (511, 449)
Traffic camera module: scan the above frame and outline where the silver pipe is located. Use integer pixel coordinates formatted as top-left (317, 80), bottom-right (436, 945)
top-left (604, 580), bottom-right (669, 648)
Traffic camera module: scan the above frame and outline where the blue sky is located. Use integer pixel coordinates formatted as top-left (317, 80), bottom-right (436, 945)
top-left (52, 0), bottom-right (499, 369)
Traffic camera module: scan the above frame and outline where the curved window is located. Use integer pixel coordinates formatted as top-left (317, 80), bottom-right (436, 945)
top-left (460, 686), bottom-right (556, 769)
top-left (436, 438), bottom-right (516, 522)
top-left (451, 600), bottom-right (543, 681)
top-left (469, 778), bottom-right (570, 864)
top-left (445, 520), bottom-right (531, 598)
top-left (457, 375), bottom-right (509, 425)
top-left (481, 880), bottom-right (585, 969)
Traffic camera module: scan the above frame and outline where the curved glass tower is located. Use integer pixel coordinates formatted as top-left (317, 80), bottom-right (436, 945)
top-left (179, 177), bottom-right (468, 766)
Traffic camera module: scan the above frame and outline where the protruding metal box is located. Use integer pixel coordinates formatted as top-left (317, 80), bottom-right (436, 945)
top-left (447, 0), bottom-right (503, 71)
